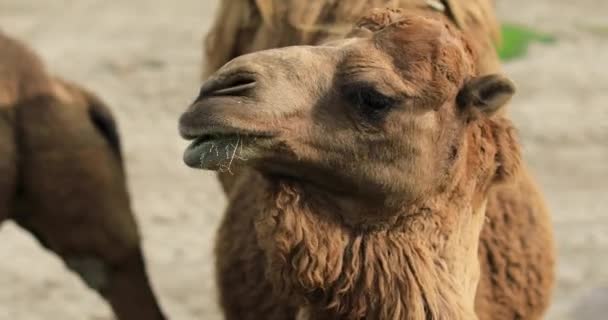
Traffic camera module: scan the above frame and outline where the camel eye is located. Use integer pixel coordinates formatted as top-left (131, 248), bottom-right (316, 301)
top-left (345, 84), bottom-right (398, 119)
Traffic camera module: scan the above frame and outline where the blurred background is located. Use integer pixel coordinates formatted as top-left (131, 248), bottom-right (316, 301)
top-left (0, 0), bottom-right (606, 319)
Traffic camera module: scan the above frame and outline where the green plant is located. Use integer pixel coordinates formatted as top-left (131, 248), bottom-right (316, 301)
top-left (498, 24), bottom-right (556, 61)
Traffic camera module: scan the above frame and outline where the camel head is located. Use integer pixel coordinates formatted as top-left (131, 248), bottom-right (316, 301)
top-left (180, 9), bottom-right (520, 206)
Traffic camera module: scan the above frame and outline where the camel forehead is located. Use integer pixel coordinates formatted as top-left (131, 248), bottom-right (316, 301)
top-left (357, 9), bottom-right (461, 47)
top-left (377, 17), bottom-right (468, 62)
top-left (364, 16), bottom-right (474, 90)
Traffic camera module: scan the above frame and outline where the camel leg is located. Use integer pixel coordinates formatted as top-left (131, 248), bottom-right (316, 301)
top-left (0, 108), bottom-right (16, 222)
top-left (14, 204), bottom-right (166, 320)
top-left (14, 94), bottom-right (166, 319)
top-left (99, 249), bottom-right (165, 320)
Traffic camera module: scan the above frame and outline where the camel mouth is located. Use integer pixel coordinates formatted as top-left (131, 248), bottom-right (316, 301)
top-left (183, 131), bottom-right (273, 170)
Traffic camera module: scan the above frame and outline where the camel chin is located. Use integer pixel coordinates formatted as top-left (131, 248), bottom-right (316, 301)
top-left (183, 133), bottom-right (269, 170)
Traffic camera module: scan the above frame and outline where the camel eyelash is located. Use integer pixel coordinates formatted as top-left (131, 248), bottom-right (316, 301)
top-left (343, 83), bottom-right (400, 117)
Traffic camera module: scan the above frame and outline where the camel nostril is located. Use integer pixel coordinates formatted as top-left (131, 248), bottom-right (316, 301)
top-left (199, 73), bottom-right (258, 99)
top-left (213, 79), bottom-right (257, 96)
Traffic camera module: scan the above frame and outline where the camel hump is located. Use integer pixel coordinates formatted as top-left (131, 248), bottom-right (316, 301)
top-left (204, 0), bottom-right (502, 78)
top-left (443, 0), bottom-right (501, 45)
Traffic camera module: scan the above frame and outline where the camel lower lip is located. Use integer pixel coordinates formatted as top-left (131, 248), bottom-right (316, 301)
top-left (183, 134), bottom-right (268, 170)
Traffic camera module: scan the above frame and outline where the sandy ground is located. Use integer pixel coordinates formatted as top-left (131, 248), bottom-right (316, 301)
top-left (0, 0), bottom-right (606, 319)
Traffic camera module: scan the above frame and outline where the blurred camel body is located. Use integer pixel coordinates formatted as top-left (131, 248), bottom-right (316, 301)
top-left (0, 31), bottom-right (166, 320)
top-left (201, 1), bottom-right (555, 319)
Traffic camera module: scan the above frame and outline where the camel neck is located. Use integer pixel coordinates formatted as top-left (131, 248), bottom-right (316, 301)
top-left (254, 180), bottom-right (486, 320)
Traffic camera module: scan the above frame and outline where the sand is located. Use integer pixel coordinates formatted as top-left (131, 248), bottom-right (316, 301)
top-left (0, 0), bottom-right (606, 319)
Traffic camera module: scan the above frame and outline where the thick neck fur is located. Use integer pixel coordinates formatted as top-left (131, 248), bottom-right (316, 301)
top-left (254, 176), bottom-right (487, 320)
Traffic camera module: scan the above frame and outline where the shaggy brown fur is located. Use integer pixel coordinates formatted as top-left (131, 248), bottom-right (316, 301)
top-left (0, 31), bottom-right (166, 320)
top-left (203, 0), bottom-right (502, 79)
top-left (185, 6), bottom-right (554, 319)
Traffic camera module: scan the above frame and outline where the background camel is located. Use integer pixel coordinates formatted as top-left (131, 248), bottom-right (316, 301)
top-left (0, 32), bottom-right (165, 320)
top-left (180, 9), bottom-right (531, 319)
top-left (0, 1), bottom-right (606, 319)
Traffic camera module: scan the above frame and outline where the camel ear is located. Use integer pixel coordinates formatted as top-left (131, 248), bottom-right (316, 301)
top-left (457, 74), bottom-right (515, 116)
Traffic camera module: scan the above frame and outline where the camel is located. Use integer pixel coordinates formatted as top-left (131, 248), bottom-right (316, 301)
top-left (199, 1), bottom-right (555, 319)
top-left (182, 7), bottom-right (553, 320)
top-left (0, 31), bottom-right (166, 320)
